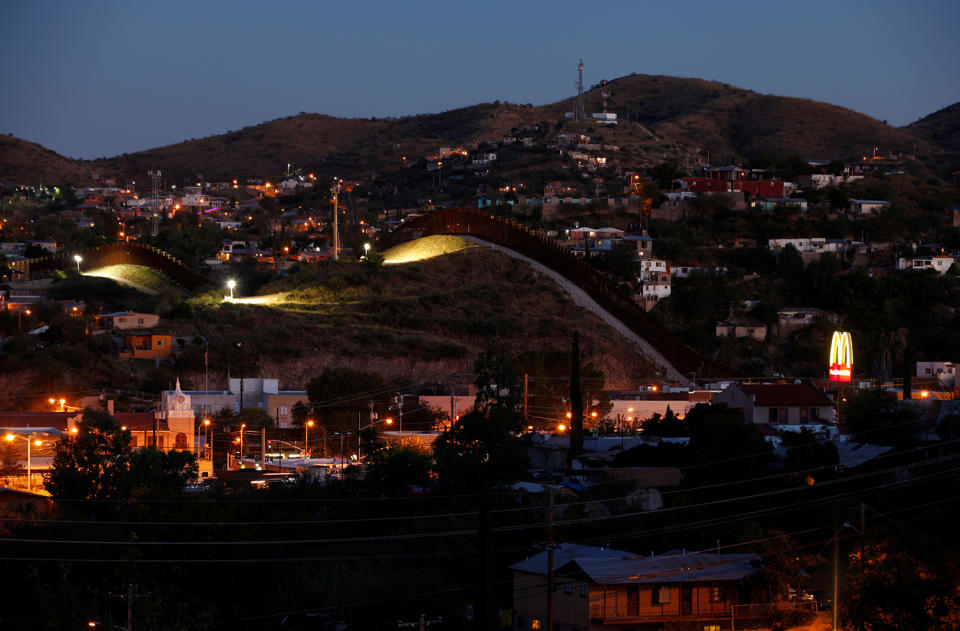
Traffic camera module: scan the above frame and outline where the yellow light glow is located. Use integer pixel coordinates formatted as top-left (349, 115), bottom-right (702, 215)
top-left (307, 420), bottom-right (314, 427)
top-left (34, 439), bottom-right (42, 447)
top-left (70, 427), bottom-right (78, 434)
top-left (4, 434), bottom-right (13, 442)
top-left (557, 424), bottom-right (567, 432)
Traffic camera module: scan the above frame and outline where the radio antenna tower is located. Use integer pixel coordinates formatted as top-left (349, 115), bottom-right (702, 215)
top-left (575, 59), bottom-right (586, 122)
top-left (148, 169), bottom-right (162, 237)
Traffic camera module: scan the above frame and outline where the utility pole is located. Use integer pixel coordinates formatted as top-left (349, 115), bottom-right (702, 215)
top-left (575, 59), bottom-right (586, 122)
top-left (111, 583), bottom-right (149, 631)
top-left (332, 177), bottom-right (340, 261)
top-left (547, 488), bottom-right (556, 631)
top-left (524, 374), bottom-right (529, 423)
top-left (148, 169), bottom-right (161, 237)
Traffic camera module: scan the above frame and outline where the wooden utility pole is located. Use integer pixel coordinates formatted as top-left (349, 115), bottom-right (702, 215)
top-left (332, 178), bottom-right (340, 261)
top-left (547, 488), bottom-right (556, 631)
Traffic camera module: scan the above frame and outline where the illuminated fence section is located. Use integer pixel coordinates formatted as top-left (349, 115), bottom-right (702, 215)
top-left (378, 208), bottom-right (727, 378)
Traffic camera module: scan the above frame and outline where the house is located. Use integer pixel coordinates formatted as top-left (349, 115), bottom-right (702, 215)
top-left (119, 333), bottom-right (173, 359)
top-left (511, 544), bottom-right (787, 631)
top-left (715, 321), bottom-right (768, 341)
top-left (895, 255), bottom-right (956, 275)
top-left (776, 308), bottom-right (829, 339)
top-left (714, 383), bottom-right (836, 427)
top-left (916, 362), bottom-right (956, 390)
top-left (849, 199), bottom-right (890, 215)
top-left (100, 311), bottom-right (160, 330)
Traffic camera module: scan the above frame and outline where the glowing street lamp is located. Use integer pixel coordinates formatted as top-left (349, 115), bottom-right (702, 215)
top-left (74, 254), bottom-right (82, 272)
top-left (362, 243), bottom-right (371, 260)
top-left (305, 420), bottom-right (314, 459)
top-left (226, 279), bottom-right (236, 301)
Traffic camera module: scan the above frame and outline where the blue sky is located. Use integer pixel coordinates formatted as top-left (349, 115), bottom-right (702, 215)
top-left (2, 0), bottom-right (958, 159)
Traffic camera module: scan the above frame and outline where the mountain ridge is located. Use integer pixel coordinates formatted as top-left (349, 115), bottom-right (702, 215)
top-left (2, 74), bottom-right (957, 184)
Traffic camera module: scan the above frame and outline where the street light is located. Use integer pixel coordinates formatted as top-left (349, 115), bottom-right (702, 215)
top-left (203, 419), bottom-right (211, 460)
top-left (227, 279), bottom-right (236, 301)
top-left (74, 254), bottom-right (82, 272)
top-left (357, 417), bottom-right (393, 460)
top-left (4, 432), bottom-right (43, 492)
top-left (362, 243), bottom-right (371, 260)
top-left (305, 420), bottom-right (314, 459)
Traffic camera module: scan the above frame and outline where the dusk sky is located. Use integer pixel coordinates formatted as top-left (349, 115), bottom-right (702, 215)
top-left (2, 0), bottom-right (958, 160)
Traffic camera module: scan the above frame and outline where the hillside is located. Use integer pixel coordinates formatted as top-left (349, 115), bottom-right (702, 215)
top-left (0, 134), bottom-right (105, 185)
top-left (190, 244), bottom-right (665, 390)
top-left (903, 101), bottom-right (960, 173)
top-left (2, 74), bottom-right (952, 184)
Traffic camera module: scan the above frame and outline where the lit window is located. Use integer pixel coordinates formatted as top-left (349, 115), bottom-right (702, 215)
top-left (653, 585), bottom-right (671, 605)
top-left (710, 584), bottom-right (725, 602)
top-left (531, 619), bottom-right (541, 630)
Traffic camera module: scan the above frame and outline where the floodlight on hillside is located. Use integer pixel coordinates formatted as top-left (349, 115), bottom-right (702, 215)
top-left (74, 254), bottom-right (82, 272)
top-left (227, 279), bottom-right (236, 301)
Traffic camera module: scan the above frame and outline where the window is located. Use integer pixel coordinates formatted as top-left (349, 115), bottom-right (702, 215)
top-left (704, 625), bottom-right (722, 631)
top-left (711, 583), bottom-right (726, 602)
top-left (531, 619), bottom-right (541, 630)
top-left (580, 585), bottom-right (588, 599)
top-left (564, 583), bottom-right (573, 595)
top-left (653, 585), bottom-right (671, 605)
top-left (809, 407), bottom-right (820, 421)
top-left (768, 407), bottom-right (788, 423)
top-left (175, 433), bottom-right (188, 450)
top-left (799, 407), bottom-right (809, 423)
top-left (280, 406), bottom-right (289, 416)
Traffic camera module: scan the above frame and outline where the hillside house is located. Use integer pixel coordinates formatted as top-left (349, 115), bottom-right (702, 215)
top-left (100, 311), bottom-right (160, 330)
top-left (714, 383), bottom-right (836, 428)
top-left (776, 307), bottom-right (831, 339)
top-left (119, 333), bottom-right (173, 359)
top-left (849, 199), bottom-right (890, 215)
top-left (511, 544), bottom-right (783, 631)
top-left (895, 255), bottom-right (956, 275)
top-left (715, 321), bottom-right (768, 341)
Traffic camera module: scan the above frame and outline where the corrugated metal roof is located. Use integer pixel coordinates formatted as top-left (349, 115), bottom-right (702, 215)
top-left (511, 545), bottom-right (757, 584)
top-left (570, 552), bottom-right (756, 584)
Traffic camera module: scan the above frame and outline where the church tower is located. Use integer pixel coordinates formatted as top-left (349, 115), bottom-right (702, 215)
top-left (161, 378), bottom-right (196, 451)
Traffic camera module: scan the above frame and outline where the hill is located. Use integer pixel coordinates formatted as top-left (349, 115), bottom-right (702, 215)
top-left (2, 74), bottom-right (952, 184)
top-left (903, 101), bottom-right (960, 173)
top-left (0, 134), bottom-right (104, 185)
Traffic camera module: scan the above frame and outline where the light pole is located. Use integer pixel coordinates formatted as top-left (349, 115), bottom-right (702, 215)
top-left (227, 279), bottom-right (236, 301)
top-left (73, 254), bottom-right (83, 273)
top-left (357, 417), bottom-right (393, 460)
top-left (362, 242), bottom-right (370, 260)
top-left (18, 309), bottom-right (31, 329)
top-left (305, 420), bottom-right (314, 459)
top-left (4, 432), bottom-right (43, 492)
top-left (203, 419), bottom-right (211, 460)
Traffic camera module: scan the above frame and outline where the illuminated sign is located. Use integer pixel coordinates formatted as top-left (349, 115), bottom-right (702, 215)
top-left (829, 331), bottom-right (853, 383)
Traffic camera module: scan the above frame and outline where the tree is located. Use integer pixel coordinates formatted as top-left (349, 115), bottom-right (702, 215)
top-left (235, 406), bottom-right (275, 430)
top-left (45, 408), bottom-right (131, 500)
top-left (364, 445), bottom-right (433, 496)
top-left (843, 541), bottom-right (960, 631)
top-left (513, 348), bottom-right (612, 429)
top-left (433, 406), bottom-right (528, 488)
top-left (640, 407), bottom-right (686, 437)
top-left (127, 446), bottom-right (198, 498)
top-left (306, 367), bottom-right (390, 433)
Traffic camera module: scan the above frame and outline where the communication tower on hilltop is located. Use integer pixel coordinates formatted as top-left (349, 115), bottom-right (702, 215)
top-left (575, 59), bottom-right (586, 122)
top-left (148, 169), bottom-right (162, 237)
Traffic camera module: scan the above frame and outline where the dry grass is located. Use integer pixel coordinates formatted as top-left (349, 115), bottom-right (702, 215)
top-left (382, 235), bottom-right (478, 264)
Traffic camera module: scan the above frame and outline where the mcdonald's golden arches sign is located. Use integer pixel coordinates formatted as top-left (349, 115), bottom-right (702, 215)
top-left (829, 331), bottom-right (853, 383)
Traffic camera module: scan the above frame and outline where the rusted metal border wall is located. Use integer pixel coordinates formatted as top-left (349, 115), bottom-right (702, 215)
top-left (9, 242), bottom-right (211, 292)
top-left (378, 208), bottom-right (720, 377)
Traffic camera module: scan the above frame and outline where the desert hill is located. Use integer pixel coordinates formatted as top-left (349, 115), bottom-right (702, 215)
top-left (0, 134), bottom-right (101, 185)
top-left (1, 74), bottom-right (954, 184)
top-left (903, 101), bottom-right (960, 172)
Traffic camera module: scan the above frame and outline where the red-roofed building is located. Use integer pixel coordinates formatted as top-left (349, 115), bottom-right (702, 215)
top-left (714, 383), bottom-right (836, 427)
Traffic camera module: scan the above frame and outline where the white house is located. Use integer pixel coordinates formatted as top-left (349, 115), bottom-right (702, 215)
top-left (714, 382), bottom-right (836, 428)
